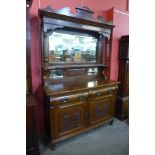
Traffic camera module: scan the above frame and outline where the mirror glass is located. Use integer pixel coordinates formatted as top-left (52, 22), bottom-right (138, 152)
top-left (48, 32), bottom-right (97, 63)
top-left (88, 68), bottom-right (98, 75)
top-left (49, 70), bottom-right (64, 79)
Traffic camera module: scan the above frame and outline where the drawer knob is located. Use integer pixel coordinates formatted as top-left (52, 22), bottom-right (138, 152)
top-left (77, 95), bottom-right (85, 100)
top-left (96, 92), bottom-right (101, 96)
top-left (108, 90), bottom-right (112, 93)
top-left (60, 97), bottom-right (68, 103)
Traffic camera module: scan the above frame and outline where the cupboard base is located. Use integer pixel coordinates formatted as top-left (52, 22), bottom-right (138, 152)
top-left (50, 118), bottom-right (114, 146)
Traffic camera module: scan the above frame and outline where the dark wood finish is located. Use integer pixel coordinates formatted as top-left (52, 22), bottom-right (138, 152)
top-left (89, 89), bottom-right (116, 126)
top-left (116, 96), bottom-right (129, 120)
top-left (52, 101), bottom-right (87, 138)
top-left (26, 1), bottom-right (40, 154)
top-left (38, 6), bottom-right (114, 29)
top-left (44, 80), bottom-right (119, 146)
top-left (65, 68), bottom-right (86, 77)
top-left (39, 6), bottom-right (114, 71)
top-left (118, 36), bottom-right (129, 60)
top-left (39, 6), bottom-right (119, 150)
top-left (115, 35), bottom-right (129, 120)
top-left (45, 64), bottom-right (106, 71)
top-left (26, 95), bottom-right (40, 155)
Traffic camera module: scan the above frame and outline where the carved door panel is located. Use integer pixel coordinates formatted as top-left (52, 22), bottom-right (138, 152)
top-left (90, 94), bottom-right (114, 125)
top-left (54, 101), bottom-right (87, 138)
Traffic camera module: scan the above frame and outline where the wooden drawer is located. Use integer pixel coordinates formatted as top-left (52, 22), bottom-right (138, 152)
top-left (50, 91), bottom-right (88, 105)
top-left (89, 86), bottom-right (116, 97)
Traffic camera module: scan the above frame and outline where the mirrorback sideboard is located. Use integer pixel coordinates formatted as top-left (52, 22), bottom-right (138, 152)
top-left (38, 6), bottom-right (119, 150)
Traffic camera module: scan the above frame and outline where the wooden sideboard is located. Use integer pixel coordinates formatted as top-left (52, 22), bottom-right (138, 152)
top-left (115, 35), bottom-right (129, 120)
top-left (38, 6), bottom-right (119, 150)
top-left (44, 80), bottom-right (119, 149)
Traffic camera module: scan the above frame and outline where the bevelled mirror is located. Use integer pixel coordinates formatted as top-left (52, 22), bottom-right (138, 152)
top-left (48, 30), bottom-right (98, 64)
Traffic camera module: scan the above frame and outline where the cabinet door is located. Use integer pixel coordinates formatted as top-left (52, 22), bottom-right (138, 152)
top-left (90, 94), bottom-right (114, 126)
top-left (53, 101), bottom-right (87, 138)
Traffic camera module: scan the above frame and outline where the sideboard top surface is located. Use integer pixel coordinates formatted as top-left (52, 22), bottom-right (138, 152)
top-left (44, 79), bottom-right (119, 96)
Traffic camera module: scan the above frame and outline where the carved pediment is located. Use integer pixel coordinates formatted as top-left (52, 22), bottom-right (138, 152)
top-left (43, 6), bottom-right (72, 16)
top-left (39, 6), bottom-right (113, 28)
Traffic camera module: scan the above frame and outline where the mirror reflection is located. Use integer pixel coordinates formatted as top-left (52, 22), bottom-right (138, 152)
top-left (49, 32), bottom-right (97, 63)
top-left (49, 70), bottom-right (64, 79)
top-left (88, 68), bottom-right (98, 75)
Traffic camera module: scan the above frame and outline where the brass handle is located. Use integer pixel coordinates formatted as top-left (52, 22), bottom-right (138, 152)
top-left (108, 90), bottom-right (112, 93)
top-left (77, 95), bottom-right (85, 100)
top-left (96, 92), bottom-right (101, 96)
top-left (61, 97), bottom-right (68, 103)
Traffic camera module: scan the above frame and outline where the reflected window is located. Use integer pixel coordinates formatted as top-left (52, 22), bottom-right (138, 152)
top-left (88, 68), bottom-right (98, 75)
top-left (49, 32), bottom-right (97, 63)
top-left (49, 70), bottom-right (63, 79)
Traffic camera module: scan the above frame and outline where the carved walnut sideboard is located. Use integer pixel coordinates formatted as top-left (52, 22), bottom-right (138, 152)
top-left (38, 6), bottom-right (119, 150)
